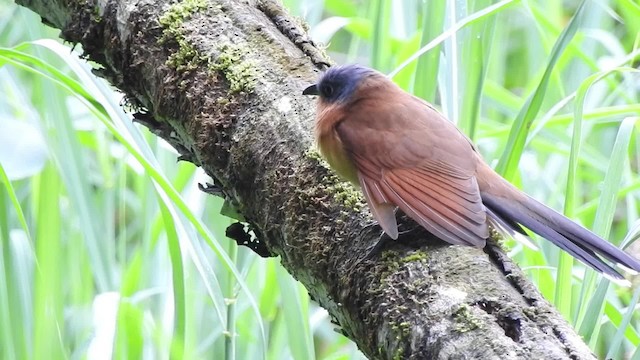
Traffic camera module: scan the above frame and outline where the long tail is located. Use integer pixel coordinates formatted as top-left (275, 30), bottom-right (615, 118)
top-left (480, 182), bottom-right (640, 280)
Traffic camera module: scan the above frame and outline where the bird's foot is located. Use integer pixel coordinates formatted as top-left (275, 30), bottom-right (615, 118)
top-left (357, 220), bottom-right (383, 237)
top-left (397, 222), bottom-right (422, 237)
top-left (351, 216), bottom-right (429, 270)
top-left (363, 231), bottom-right (394, 260)
top-left (356, 221), bottom-right (395, 258)
top-left (198, 182), bottom-right (223, 196)
top-left (348, 223), bottom-right (395, 271)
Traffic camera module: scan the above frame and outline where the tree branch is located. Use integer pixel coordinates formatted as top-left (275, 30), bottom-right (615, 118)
top-left (16, 0), bottom-right (595, 358)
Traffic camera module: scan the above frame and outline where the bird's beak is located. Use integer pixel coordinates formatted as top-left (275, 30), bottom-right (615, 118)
top-left (302, 84), bottom-right (319, 96)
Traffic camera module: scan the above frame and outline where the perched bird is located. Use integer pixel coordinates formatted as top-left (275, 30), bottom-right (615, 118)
top-left (303, 64), bottom-right (640, 280)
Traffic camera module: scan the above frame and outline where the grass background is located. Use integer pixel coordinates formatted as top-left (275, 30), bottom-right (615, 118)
top-left (1, 0), bottom-right (640, 358)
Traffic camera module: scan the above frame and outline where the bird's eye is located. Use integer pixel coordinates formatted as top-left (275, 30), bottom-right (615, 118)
top-left (323, 84), bottom-right (335, 97)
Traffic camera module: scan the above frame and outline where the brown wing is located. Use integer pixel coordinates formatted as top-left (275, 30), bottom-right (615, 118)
top-left (359, 171), bottom-right (399, 239)
top-left (337, 94), bottom-right (488, 246)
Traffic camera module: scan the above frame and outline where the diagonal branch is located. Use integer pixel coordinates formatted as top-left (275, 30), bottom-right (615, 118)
top-left (15, 0), bottom-right (595, 358)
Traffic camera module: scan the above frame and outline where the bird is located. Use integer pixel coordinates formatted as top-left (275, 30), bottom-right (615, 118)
top-left (302, 64), bottom-right (640, 280)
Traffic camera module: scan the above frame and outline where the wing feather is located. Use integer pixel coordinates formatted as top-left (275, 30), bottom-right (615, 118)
top-left (403, 169), bottom-right (485, 219)
top-left (382, 170), bottom-right (487, 246)
top-left (379, 176), bottom-right (461, 244)
top-left (412, 168), bottom-right (479, 198)
top-left (359, 174), bottom-right (398, 239)
top-left (333, 90), bottom-right (489, 247)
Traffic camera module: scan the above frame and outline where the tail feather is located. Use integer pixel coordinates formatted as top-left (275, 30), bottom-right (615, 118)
top-left (482, 191), bottom-right (640, 279)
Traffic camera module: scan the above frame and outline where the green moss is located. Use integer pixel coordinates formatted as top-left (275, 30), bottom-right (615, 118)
top-left (392, 348), bottom-right (404, 360)
top-left (169, 42), bottom-right (209, 71)
top-left (92, 5), bottom-right (102, 23)
top-left (388, 321), bottom-right (411, 359)
top-left (158, 0), bottom-right (260, 93)
top-left (453, 304), bottom-right (482, 333)
top-left (488, 224), bottom-right (509, 251)
top-left (304, 148), bottom-right (366, 212)
top-left (374, 251), bottom-right (401, 283)
top-left (159, 0), bottom-right (208, 32)
top-left (401, 251), bottom-right (428, 263)
top-left (159, 0), bottom-right (210, 71)
top-left (390, 321), bottom-right (411, 337)
top-left (326, 182), bottom-right (364, 212)
top-left (305, 148), bottom-right (325, 163)
top-left (216, 97), bottom-right (230, 106)
top-left (210, 44), bottom-right (260, 93)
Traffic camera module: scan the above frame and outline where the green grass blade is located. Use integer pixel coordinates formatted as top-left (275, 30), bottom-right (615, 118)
top-left (441, 0), bottom-right (460, 122)
top-left (371, 0), bottom-right (391, 70)
top-left (33, 163), bottom-right (66, 359)
top-left (555, 74), bottom-right (584, 318)
top-left (458, 0), bottom-right (495, 139)
top-left (494, 0), bottom-right (587, 180)
top-left (634, 347), bottom-right (640, 360)
top-left (277, 273), bottom-right (315, 360)
top-left (158, 198), bottom-right (187, 360)
top-left (576, 116), bottom-right (637, 341)
top-left (0, 174), bottom-right (20, 360)
top-left (413, 0), bottom-right (446, 101)
top-left (604, 289), bottom-right (640, 358)
top-left (115, 252), bottom-right (144, 359)
top-left (0, 162), bottom-right (32, 242)
top-left (224, 245), bottom-right (238, 360)
top-left (389, 0), bottom-right (518, 78)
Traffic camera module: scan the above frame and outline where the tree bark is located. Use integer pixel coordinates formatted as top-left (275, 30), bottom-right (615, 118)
top-left (15, 0), bottom-right (596, 358)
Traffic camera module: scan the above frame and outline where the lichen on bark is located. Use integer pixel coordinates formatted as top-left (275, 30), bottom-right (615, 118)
top-left (157, 0), bottom-right (260, 93)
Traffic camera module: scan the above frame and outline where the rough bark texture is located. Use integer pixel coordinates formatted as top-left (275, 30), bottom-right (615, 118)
top-left (16, 0), bottom-right (596, 359)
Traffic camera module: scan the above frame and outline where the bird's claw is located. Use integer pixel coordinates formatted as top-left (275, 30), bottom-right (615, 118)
top-left (348, 223), bottom-right (395, 271)
top-left (357, 221), bottom-right (395, 259)
top-left (363, 232), bottom-right (394, 260)
top-left (198, 182), bottom-right (223, 196)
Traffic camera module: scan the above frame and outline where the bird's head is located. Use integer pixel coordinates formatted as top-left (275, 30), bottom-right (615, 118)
top-left (302, 64), bottom-right (377, 103)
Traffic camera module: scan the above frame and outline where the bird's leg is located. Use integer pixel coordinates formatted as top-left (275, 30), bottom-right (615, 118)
top-left (393, 209), bottom-right (424, 237)
top-left (198, 182), bottom-right (224, 196)
top-left (363, 231), bottom-right (395, 260)
top-left (357, 209), bottom-right (401, 261)
top-left (353, 210), bottom-right (428, 270)
top-left (357, 220), bottom-right (382, 237)
top-left (349, 226), bottom-right (394, 271)
top-left (396, 222), bottom-right (422, 237)
top-left (361, 208), bottom-right (409, 258)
